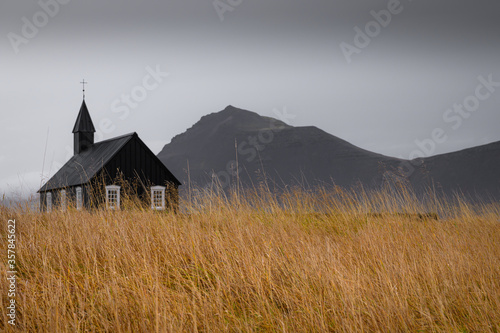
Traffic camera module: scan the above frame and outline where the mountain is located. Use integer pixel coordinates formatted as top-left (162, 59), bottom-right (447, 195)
top-left (410, 141), bottom-right (500, 200)
top-left (158, 106), bottom-right (500, 200)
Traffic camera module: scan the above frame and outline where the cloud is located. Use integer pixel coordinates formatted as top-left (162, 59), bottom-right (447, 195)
top-left (1, 0), bottom-right (499, 198)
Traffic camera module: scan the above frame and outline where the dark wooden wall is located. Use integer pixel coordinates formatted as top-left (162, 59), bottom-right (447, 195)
top-left (102, 135), bottom-right (179, 189)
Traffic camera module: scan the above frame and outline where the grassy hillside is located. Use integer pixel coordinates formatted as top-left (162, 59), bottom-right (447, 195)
top-left (1, 187), bottom-right (499, 332)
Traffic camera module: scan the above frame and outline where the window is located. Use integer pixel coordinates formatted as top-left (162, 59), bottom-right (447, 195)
top-left (60, 190), bottom-right (66, 211)
top-left (76, 187), bottom-right (83, 210)
top-left (46, 192), bottom-right (52, 212)
top-left (106, 185), bottom-right (120, 210)
top-left (151, 186), bottom-right (166, 210)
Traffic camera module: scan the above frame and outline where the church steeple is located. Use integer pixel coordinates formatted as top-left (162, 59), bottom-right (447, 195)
top-left (72, 99), bottom-right (96, 155)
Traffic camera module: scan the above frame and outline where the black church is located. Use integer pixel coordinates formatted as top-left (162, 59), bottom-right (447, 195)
top-left (38, 98), bottom-right (181, 212)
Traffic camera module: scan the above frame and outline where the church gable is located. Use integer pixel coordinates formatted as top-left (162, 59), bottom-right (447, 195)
top-left (99, 133), bottom-right (181, 188)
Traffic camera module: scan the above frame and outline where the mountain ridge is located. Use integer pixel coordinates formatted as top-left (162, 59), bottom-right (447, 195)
top-left (158, 105), bottom-right (500, 200)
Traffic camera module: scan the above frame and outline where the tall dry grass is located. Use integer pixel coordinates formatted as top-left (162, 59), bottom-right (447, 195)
top-left (1, 186), bottom-right (499, 332)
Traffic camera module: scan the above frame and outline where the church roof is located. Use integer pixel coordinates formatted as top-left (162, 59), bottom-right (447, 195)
top-left (38, 133), bottom-right (135, 192)
top-left (72, 100), bottom-right (96, 133)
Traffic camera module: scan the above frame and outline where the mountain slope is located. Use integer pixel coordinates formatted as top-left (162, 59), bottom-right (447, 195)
top-left (410, 141), bottom-right (500, 200)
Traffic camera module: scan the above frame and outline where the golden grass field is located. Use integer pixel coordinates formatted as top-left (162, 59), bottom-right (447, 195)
top-left (1, 186), bottom-right (500, 332)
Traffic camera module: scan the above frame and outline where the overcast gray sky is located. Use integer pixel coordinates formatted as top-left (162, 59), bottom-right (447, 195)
top-left (1, 0), bottom-right (499, 198)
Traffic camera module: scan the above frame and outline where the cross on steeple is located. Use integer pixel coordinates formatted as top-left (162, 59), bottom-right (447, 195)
top-left (80, 79), bottom-right (88, 99)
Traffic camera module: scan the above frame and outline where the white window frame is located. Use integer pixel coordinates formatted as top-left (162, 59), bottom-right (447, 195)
top-left (151, 186), bottom-right (166, 210)
top-left (60, 190), bottom-right (66, 211)
top-left (76, 187), bottom-right (83, 211)
top-left (46, 192), bottom-right (52, 212)
top-left (106, 185), bottom-right (121, 210)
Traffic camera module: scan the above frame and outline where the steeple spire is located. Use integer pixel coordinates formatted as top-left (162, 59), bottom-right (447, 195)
top-left (72, 100), bottom-right (95, 133)
top-left (72, 99), bottom-right (96, 155)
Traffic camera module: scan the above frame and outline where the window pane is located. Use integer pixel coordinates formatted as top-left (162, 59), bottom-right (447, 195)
top-left (76, 187), bottom-right (83, 210)
top-left (61, 190), bottom-right (66, 211)
top-left (106, 186), bottom-right (120, 210)
top-left (151, 188), bottom-right (165, 210)
top-left (47, 193), bottom-right (52, 212)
